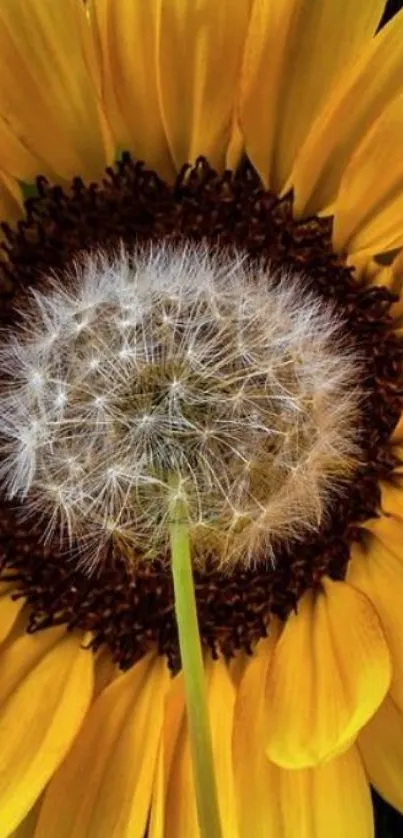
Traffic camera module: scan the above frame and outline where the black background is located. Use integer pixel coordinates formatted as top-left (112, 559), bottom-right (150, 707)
top-left (380, 0), bottom-right (403, 27)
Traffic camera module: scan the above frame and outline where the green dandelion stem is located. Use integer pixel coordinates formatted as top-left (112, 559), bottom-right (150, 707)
top-left (169, 492), bottom-right (223, 838)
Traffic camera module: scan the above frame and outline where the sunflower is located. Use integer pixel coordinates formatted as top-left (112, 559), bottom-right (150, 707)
top-left (0, 0), bottom-right (403, 836)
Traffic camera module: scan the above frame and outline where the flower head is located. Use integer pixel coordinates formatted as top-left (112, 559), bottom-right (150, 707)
top-left (0, 242), bottom-right (359, 569)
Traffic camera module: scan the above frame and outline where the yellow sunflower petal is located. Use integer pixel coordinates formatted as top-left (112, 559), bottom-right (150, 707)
top-left (390, 250), bottom-right (403, 320)
top-left (35, 654), bottom-right (169, 838)
top-left (91, 0), bottom-right (175, 181)
top-left (148, 746), bottom-right (165, 838)
top-left (235, 640), bottom-right (373, 836)
top-left (93, 649), bottom-right (120, 699)
top-left (0, 119), bottom-right (42, 186)
top-left (239, 0), bottom-right (384, 193)
top-left (392, 412), bottom-right (403, 443)
top-left (0, 625), bottom-right (64, 706)
top-left (157, 0), bottom-right (251, 173)
top-left (0, 172), bottom-right (23, 229)
top-left (274, 747), bottom-right (374, 838)
top-left (149, 665), bottom-right (186, 838)
top-left (235, 701), bottom-right (373, 838)
top-left (150, 657), bottom-right (238, 838)
top-left (291, 9), bottom-right (403, 216)
top-left (163, 715), bottom-right (198, 837)
top-left (228, 651), bottom-right (250, 687)
top-left (8, 797), bottom-right (42, 838)
top-left (0, 0), bottom-right (113, 183)
top-left (381, 482), bottom-right (403, 518)
top-left (233, 630), bottom-right (278, 738)
top-left (0, 585), bottom-right (24, 645)
top-left (92, 0), bottom-right (250, 178)
top-left (334, 95), bottom-right (403, 257)
top-left (0, 628), bottom-right (93, 836)
top-left (358, 253), bottom-right (403, 292)
top-left (394, 451), bottom-right (403, 475)
top-left (233, 635), bottom-right (279, 837)
top-left (265, 578), bottom-right (391, 768)
top-left (359, 694), bottom-right (403, 813)
top-left (348, 516), bottom-right (403, 711)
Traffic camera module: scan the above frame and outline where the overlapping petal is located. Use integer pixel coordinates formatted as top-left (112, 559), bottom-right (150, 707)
top-left (92, 0), bottom-right (251, 179)
top-left (392, 411), bottom-right (403, 443)
top-left (348, 516), bottom-right (403, 711)
top-left (238, 0), bottom-right (384, 193)
top-left (91, 0), bottom-right (174, 181)
top-left (264, 579), bottom-right (391, 768)
top-left (150, 657), bottom-right (238, 838)
top-left (8, 797), bottom-right (42, 838)
top-left (235, 701), bottom-right (373, 838)
top-left (0, 584), bottom-right (25, 646)
top-left (0, 173), bottom-right (23, 230)
top-left (334, 95), bottom-right (403, 259)
top-left (359, 695), bottom-right (403, 814)
top-left (157, 0), bottom-right (251, 174)
top-left (234, 627), bottom-right (373, 836)
top-left (0, 0), bottom-right (113, 183)
top-left (381, 482), bottom-right (403, 519)
top-left (233, 633), bottom-right (278, 837)
top-left (0, 628), bottom-right (93, 837)
top-left (291, 9), bottom-right (403, 215)
top-left (35, 654), bottom-right (169, 838)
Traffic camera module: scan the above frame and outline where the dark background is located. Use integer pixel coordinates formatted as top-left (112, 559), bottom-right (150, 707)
top-left (380, 0), bottom-right (403, 27)
top-left (362, 2), bottom-right (403, 836)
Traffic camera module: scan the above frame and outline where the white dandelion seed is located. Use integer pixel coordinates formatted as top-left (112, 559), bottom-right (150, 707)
top-left (0, 242), bottom-right (362, 571)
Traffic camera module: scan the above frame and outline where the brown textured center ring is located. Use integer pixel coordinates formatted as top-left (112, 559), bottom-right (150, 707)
top-left (0, 155), bottom-right (402, 671)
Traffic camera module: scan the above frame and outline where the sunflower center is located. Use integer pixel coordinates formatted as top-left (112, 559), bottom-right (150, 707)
top-left (0, 155), bottom-right (402, 669)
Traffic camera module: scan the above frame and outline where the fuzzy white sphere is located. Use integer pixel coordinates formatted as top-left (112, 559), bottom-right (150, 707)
top-left (0, 243), bottom-right (360, 569)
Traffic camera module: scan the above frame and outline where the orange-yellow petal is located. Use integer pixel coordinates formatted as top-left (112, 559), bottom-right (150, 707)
top-left (392, 411), bottom-right (403, 443)
top-left (348, 516), bottom-right (403, 711)
top-left (359, 694), bottom-right (403, 814)
top-left (291, 9), bottom-right (403, 216)
top-left (273, 747), bottom-right (374, 838)
top-left (0, 0), bottom-right (113, 183)
top-left (381, 482), bottom-right (403, 519)
top-left (92, 0), bottom-right (251, 179)
top-left (233, 634), bottom-right (278, 837)
top-left (91, 0), bottom-right (174, 181)
top-left (35, 653), bottom-right (169, 838)
top-left (0, 628), bottom-right (93, 836)
top-left (234, 637), bottom-right (373, 835)
top-left (235, 704), bottom-right (373, 838)
top-left (157, 0), bottom-right (251, 174)
top-left (0, 172), bottom-right (23, 229)
top-left (8, 797), bottom-right (43, 838)
top-left (149, 663), bottom-right (185, 838)
top-left (150, 656), bottom-right (238, 838)
top-left (393, 451), bottom-right (403, 475)
top-left (239, 0), bottom-right (384, 193)
top-left (93, 649), bottom-right (120, 699)
top-left (357, 251), bottom-right (403, 292)
top-left (390, 250), bottom-right (403, 320)
top-left (334, 95), bottom-right (403, 258)
top-left (0, 584), bottom-right (25, 646)
top-left (265, 578), bottom-right (391, 768)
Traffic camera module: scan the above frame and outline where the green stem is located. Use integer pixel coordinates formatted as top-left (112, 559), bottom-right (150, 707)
top-left (169, 491), bottom-right (223, 838)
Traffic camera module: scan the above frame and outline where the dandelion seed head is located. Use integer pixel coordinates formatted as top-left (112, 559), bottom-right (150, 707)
top-left (0, 242), bottom-right (361, 571)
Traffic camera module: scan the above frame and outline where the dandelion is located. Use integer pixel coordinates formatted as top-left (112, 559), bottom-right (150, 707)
top-left (0, 2), bottom-right (403, 837)
top-left (0, 243), bottom-right (360, 571)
